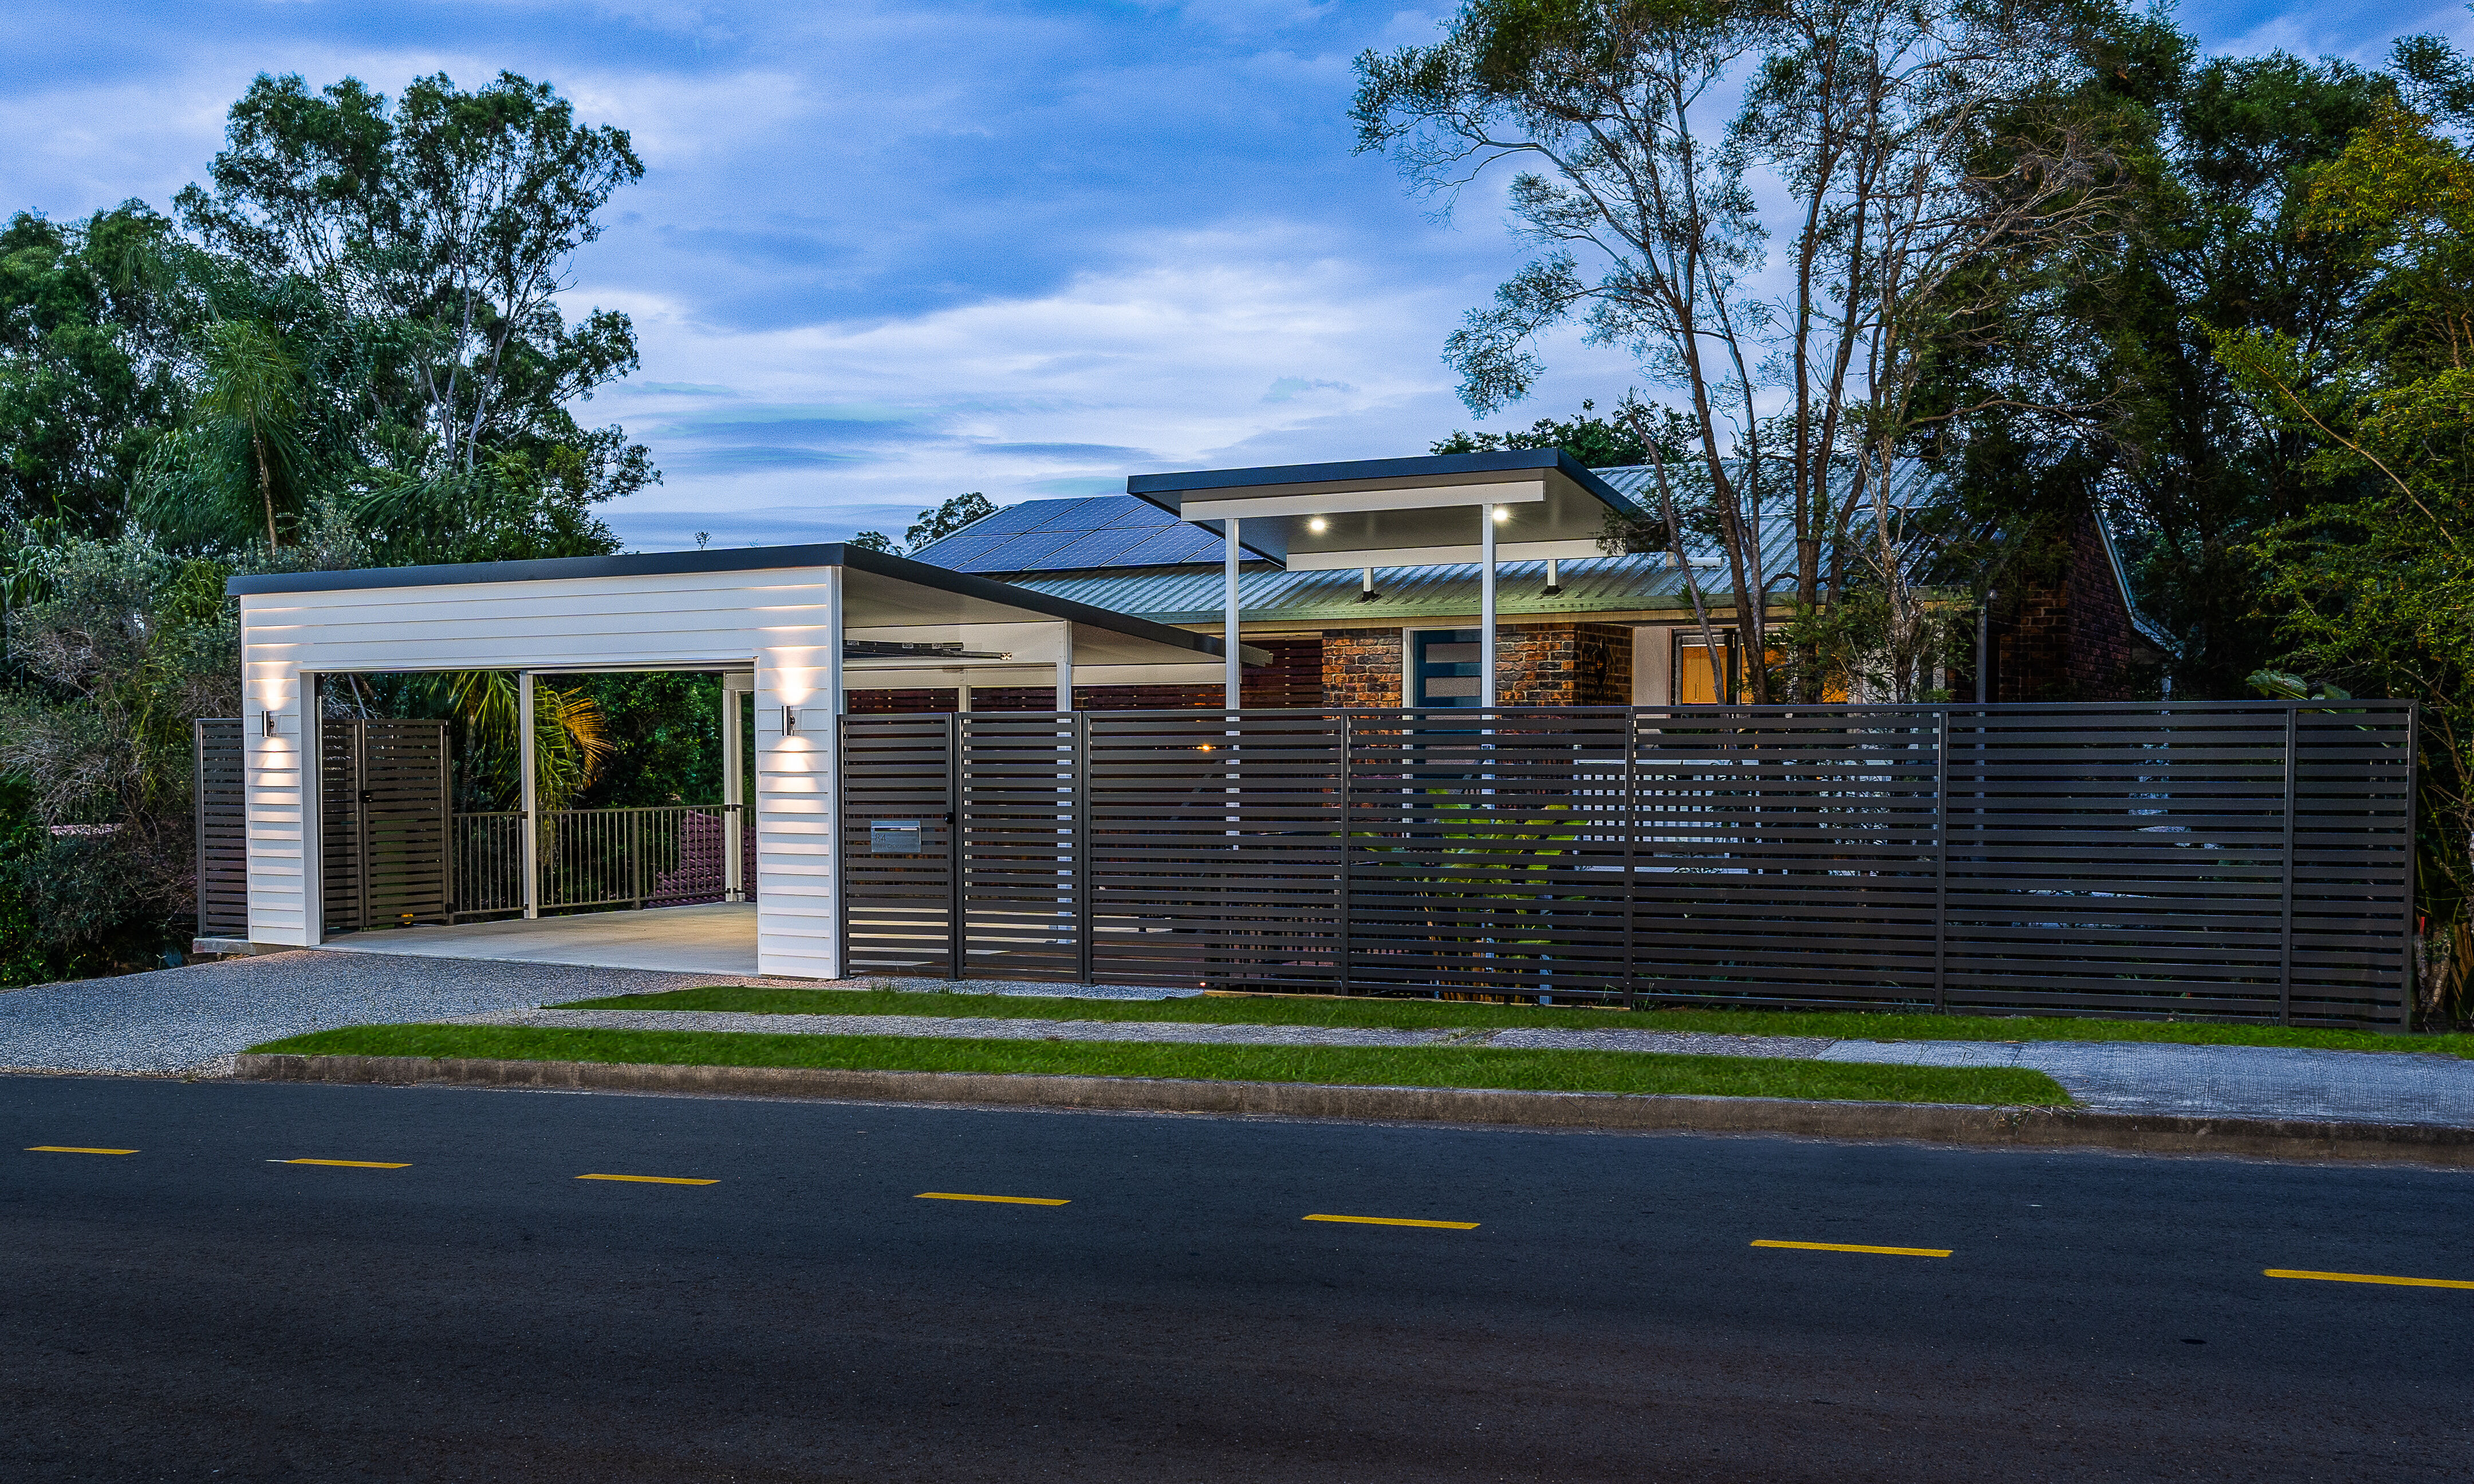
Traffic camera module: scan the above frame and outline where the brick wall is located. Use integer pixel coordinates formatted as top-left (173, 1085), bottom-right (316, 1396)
top-left (2000, 502), bottom-right (2137, 701)
top-left (1319, 623), bottom-right (1633, 707)
top-left (1321, 629), bottom-right (1404, 708)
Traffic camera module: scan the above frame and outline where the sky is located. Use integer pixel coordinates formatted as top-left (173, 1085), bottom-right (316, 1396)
top-left (3, 0), bottom-right (2467, 551)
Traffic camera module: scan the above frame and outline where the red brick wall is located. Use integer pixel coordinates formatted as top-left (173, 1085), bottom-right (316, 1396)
top-left (2000, 502), bottom-right (2137, 701)
top-left (1317, 623), bottom-right (1632, 708)
top-left (1321, 629), bottom-right (1404, 708)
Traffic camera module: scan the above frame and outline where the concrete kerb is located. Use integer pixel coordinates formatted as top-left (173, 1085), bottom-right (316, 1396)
top-left (231, 1053), bottom-right (2474, 1167)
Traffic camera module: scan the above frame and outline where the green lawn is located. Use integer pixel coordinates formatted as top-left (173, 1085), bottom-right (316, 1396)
top-left (547, 984), bottom-right (2471, 1056)
top-left (248, 1024), bottom-right (2072, 1106)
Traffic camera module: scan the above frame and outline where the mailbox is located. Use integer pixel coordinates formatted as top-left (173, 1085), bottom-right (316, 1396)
top-left (869, 819), bottom-right (923, 854)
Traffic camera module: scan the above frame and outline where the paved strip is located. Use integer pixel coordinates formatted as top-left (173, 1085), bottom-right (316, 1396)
top-left (453, 1007), bottom-right (1464, 1047)
top-left (917, 1192), bottom-right (1070, 1206)
top-left (1753, 1239), bottom-right (1952, 1258)
top-left (2265, 1268), bottom-right (2474, 1290)
top-left (26, 1145), bottom-right (138, 1154)
top-left (575, 1173), bottom-right (717, 1186)
top-left (272, 1158), bottom-right (409, 1169)
top-left (1303, 1213), bottom-right (1480, 1230)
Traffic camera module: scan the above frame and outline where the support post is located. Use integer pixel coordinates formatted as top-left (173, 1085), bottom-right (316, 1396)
top-left (517, 670), bottom-right (539, 920)
top-left (1055, 620), bottom-right (1073, 715)
top-left (1223, 517), bottom-right (1242, 709)
top-left (722, 673), bottom-right (746, 902)
top-left (1480, 505), bottom-right (1498, 708)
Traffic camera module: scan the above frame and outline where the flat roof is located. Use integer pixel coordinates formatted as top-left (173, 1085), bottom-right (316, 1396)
top-left (227, 542), bottom-right (1266, 666)
top-left (1125, 449), bottom-right (1644, 570)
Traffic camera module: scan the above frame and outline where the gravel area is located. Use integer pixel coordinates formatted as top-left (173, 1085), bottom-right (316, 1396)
top-left (0, 951), bottom-right (820, 1075)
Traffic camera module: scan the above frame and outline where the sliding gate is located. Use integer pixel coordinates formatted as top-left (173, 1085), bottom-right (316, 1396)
top-left (843, 702), bottom-right (2419, 1028)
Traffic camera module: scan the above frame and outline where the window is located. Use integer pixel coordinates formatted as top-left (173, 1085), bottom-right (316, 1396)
top-left (1413, 629), bottom-right (1484, 707)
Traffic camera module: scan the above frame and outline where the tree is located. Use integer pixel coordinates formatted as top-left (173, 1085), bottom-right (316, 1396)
top-left (0, 536), bottom-right (237, 977)
top-left (1356, 0), bottom-right (2139, 700)
top-left (1432, 396), bottom-right (1659, 465)
top-left (905, 492), bottom-right (997, 550)
top-left (176, 72), bottom-right (655, 511)
top-left (846, 530), bottom-right (900, 554)
top-left (0, 206), bottom-right (192, 541)
top-left (2209, 76), bottom-right (2474, 1016)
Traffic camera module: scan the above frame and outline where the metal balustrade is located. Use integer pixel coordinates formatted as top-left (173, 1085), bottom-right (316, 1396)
top-left (448, 804), bottom-right (753, 921)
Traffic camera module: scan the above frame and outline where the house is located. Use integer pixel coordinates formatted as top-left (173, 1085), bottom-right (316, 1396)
top-left (884, 451), bottom-right (2165, 711)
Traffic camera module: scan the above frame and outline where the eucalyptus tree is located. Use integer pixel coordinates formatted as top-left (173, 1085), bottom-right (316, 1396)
top-left (1355, 0), bottom-right (2138, 700)
top-left (176, 70), bottom-right (654, 510)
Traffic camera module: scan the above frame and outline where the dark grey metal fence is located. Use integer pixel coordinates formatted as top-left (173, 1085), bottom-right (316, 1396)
top-left (840, 702), bottom-right (2418, 1028)
top-left (194, 719), bottom-right (248, 938)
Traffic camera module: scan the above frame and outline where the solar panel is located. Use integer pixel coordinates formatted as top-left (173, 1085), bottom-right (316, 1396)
top-left (911, 495), bottom-right (1206, 573)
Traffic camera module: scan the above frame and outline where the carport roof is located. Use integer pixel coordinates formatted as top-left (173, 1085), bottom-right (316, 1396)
top-left (226, 542), bottom-right (1267, 667)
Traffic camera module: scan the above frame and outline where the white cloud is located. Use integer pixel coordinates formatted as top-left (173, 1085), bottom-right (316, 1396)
top-left (588, 218), bottom-right (1637, 548)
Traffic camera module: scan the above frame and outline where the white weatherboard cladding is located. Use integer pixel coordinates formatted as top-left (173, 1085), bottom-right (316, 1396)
top-left (237, 566), bottom-right (850, 978)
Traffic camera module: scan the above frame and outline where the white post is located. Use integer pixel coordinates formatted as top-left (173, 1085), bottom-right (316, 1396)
top-left (517, 669), bottom-right (539, 919)
top-left (1223, 517), bottom-right (1242, 709)
top-left (1055, 620), bottom-right (1073, 713)
top-left (819, 565), bottom-right (847, 978)
top-left (956, 681), bottom-right (972, 713)
top-left (722, 674), bottom-right (746, 903)
top-left (1480, 506), bottom-right (1498, 708)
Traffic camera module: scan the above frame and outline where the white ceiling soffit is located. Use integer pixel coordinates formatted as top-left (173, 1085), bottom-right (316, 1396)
top-left (1140, 456), bottom-right (1634, 569)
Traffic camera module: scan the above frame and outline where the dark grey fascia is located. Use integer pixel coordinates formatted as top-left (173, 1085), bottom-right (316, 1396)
top-left (1125, 448), bottom-right (1644, 519)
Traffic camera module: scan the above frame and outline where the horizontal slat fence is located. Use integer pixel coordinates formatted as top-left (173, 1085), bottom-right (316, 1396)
top-left (194, 719), bottom-right (248, 937)
top-left (839, 703), bottom-right (2417, 1028)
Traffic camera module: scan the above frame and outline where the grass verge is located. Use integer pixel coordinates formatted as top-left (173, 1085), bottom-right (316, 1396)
top-left (248, 1024), bottom-right (2071, 1106)
top-left (549, 985), bottom-right (2472, 1057)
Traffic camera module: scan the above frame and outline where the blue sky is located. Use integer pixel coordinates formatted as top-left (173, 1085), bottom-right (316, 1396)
top-left (3, 0), bottom-right (2467, 550)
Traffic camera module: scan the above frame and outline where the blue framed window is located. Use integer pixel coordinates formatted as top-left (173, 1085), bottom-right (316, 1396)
top-left (1412, 629), bottom-right (1484, 708)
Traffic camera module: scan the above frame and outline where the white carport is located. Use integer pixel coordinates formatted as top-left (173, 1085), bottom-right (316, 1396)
top-left (228, 543), bottom-right (1258, 979)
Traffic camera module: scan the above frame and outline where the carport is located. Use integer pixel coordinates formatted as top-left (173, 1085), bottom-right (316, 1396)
top-left (225, 543), bottom-right (1257, 979)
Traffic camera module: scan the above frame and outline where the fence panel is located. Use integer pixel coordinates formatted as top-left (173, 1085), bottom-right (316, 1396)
top-left (836, 701), bottom-right (2417, 1027)
top-left (956, 713), bottom-right (1082, 980)
top-left (1629, 708), bottom-right (1943, 1009)
top-left (194, 719), bottom-right (248, 937)
top-left (1088, 711), bottom-right (1346, 989)
top-left (841, 716), bottom-right (957, 977)
top-left (320, 718), bottom-right (451, 933)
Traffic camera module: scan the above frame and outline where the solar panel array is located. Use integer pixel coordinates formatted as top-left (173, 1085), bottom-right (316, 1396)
top-left (908, 495), bottom-right (1226, 574)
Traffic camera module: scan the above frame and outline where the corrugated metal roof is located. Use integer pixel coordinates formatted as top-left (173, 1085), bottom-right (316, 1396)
top-left (916, 461), bottom-right (1931, 625)
top-left (1011, 555), bottom-right (1727, 626)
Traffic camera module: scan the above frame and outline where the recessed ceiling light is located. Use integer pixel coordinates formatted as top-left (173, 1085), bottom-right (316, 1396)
top-left (1307, 517), bottom-right (1327, 533)
top-left (1491, 507), bottom-right (1509, 523)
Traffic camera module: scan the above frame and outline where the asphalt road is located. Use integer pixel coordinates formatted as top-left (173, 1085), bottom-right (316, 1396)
top-left (2, 1077), bottom-right (2467, 1483)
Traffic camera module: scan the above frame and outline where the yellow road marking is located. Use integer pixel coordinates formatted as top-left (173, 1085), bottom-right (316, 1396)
top-left (1754, 1239), bottom-right (1952, 1258)
top-left (2266, 1268), bottom-right (2474, 1290)
top-left (1304, 1213), bottom-right (1480, 1230)
top-left (916, 1192), bottom-right (1070, 1206)
top-left (576, 1173), bottom-right (718, 1186)
top-left (26, 1146), bottom-right (137, 1155)
top-left (273, 1158), bottom-right (409, 1169)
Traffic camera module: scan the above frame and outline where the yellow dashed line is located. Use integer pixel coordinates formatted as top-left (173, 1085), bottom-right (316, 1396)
top-left (917, 1192), bottom-right (1070, 1206)
top-left (26, 1146), bottom-right (136, 1155)
top-left (577, 1173), bottom-right (717, 1186)
top-left (273, 1159), bottom-right (409, 1169)
top-left (1304, 1213), bottom-right (1480, 1230)
top-left (1753, 1239), bottom-right (1951, 1258)
top-left (2266, 1268), bottom-right (2474, 1290)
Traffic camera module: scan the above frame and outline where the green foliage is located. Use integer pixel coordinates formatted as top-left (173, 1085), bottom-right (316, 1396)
top-left (846, 530), bottom-right (899, 554)
top-left (571, 672), bottom-right (724, 808)
top-left (904, 492), bottom-right (996, 550)
top-left (0, 534), bottom-right (238, 976)
top-left (1431, 397), bottom-right (1658, 467)
top-left (0, 206), bottom-right (192, 540)
top-left (2207, 83), bottom-right (2474, 1014)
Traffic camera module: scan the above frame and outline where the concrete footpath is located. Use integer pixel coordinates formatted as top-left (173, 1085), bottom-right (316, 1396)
top-left (450, 1005), bottom-right (2474, 1130)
